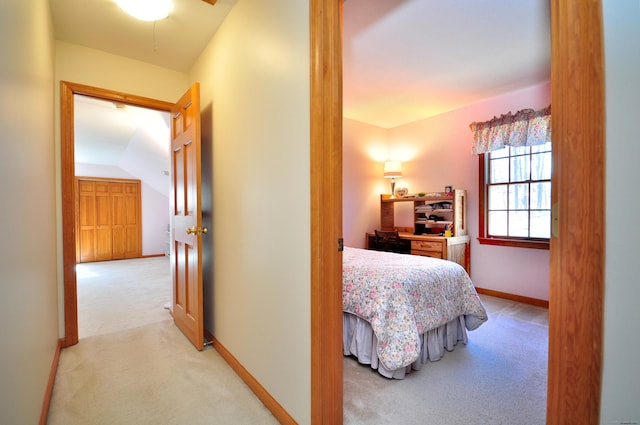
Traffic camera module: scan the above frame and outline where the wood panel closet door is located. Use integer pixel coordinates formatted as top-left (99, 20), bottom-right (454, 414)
top-left (78, 180), bottom-right (97, 263)
top-left (95, 181), bottom-right (113, 261)
top-left (76, 178), bottom-right (141, 263)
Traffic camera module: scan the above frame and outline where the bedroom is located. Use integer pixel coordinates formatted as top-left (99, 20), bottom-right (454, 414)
top-left (338, 0), bottom-right (551, 418)
top-left (341, 1), bottom-right (551, 304)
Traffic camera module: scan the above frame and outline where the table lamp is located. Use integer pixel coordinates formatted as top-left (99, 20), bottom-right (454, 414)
top-left (384, 161), bottom-right (402, 197)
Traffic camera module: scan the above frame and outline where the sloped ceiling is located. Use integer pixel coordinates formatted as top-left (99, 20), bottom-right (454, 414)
top-left (74, 95), bottom-right (171, 195)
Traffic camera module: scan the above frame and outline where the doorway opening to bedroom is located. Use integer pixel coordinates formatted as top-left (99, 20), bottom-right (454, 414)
top-left (73, 94), bottom-right (172, 339)
top-left (61, 83), bottom-right (175, 346)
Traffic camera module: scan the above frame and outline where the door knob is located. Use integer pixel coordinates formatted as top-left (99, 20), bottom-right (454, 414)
top-left (186, 226), bottom-right (208, 235)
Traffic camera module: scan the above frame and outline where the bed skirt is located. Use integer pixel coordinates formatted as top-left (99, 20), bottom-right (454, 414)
top-left (342, 312), bottom-right (468, 379)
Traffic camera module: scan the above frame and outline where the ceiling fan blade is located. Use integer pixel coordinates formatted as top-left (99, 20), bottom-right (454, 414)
top-left (201, 0), bottom-right (217, 5)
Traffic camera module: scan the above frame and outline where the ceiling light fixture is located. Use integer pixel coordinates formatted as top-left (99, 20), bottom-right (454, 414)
top-left (115, 0), bottom-right (173, 22)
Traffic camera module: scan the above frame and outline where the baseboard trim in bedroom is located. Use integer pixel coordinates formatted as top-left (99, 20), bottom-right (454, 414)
top-left (39, 338), bottom-right (63, 425)
top-left (205, 330), bottom-right (296, 425)
top-left (140, 253), bottom-right (167, 259)
top-left (475, 287), bottom-right (549, 308)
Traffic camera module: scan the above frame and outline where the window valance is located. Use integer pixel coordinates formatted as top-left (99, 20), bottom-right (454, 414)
top-left (469, 105), bottom-right (551, 155)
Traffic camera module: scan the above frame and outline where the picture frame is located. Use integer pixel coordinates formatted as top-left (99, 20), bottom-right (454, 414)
top-left (445, 185), bottom-right (453, 194)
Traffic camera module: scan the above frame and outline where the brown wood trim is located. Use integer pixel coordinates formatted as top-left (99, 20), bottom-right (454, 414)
top-left (39, 339), bottom-right (63, 425)
top-left (141, 254), bottom-right (167, 259)
top-left (206, 331), bottom-right (296, 425)
top-left (477, 154), bottom-right (550, 250)
top-left (477, 237), bottom-right (550, 250)
top-left (475, 287), bottom-right (549, 309)
top-left (478, 153), bottom-right (487, 240)
top-left (61, 82), bottom-right (78, 347)
top-left (61, 81), bottom-right (174, 347)
top-left (310, 0), bottom-right (344, 423)
top-left (548, 1), bottom-right (604, 424)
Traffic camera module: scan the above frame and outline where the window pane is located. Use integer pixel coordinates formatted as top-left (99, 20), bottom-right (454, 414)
top-left (488, 211), bottom-right (508, 236)
top-left (510, 154), bottom-right (530, 182)
top-left (511, 145), bottom-right (528, 156)
top-left (488, 185), bottom-right (508, 210)
top-left (508, 211), bottom-right (529, 237)
top-left (531, 151), bottom-right (552, 180)
top-left (482, 141), bottom-right (552, 246)
top-left (531, 142), bottom-right (552, 153)
top-left (530, 210), bottom-right (551, 238)
top-left (490, 158), bottom-right (509, 183)
top-left (490, 146), bottom-right (509, 159)
top-left (530, 181), bottom-right (551, 209)
top-left (509, 183), bottom-right (529, 210)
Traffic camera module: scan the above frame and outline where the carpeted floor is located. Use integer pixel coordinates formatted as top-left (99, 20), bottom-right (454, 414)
top-left (49, 256), bottom-right (278, 425)
top-left (49, 257), bottom-right (548, 424)
top-left (343, 295), bottom-right (548, 425)
top-left (76, 256), bottom-right (172, 338)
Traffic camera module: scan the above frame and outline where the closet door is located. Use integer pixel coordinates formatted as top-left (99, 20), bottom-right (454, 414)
top-left (94, 181), bottom-right (113, 262)
top-left (78, 180), bottom-right (97, 263)
top-left (76, 177), bottom-right (141, 262)
top-left (111, 182), bottom-right (141, 259)
top-left (123, 182), bottom-right (141, 258)
top-left (111, 182), bottom-right (126, 259)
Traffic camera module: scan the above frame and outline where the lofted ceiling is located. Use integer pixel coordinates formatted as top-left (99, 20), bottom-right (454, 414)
top-left (52, 0), bottom-right (550, 181)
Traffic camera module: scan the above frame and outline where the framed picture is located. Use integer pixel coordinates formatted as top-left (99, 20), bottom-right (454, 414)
top-left (445, 185), bottom-right (453, 194)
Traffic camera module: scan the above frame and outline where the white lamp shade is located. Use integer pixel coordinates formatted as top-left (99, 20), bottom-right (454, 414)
top-left (383, 161), bottom-right (402, 178)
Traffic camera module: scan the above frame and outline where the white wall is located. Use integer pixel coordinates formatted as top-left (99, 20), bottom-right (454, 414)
top-left (600, 1), bottom-right (640, 422)
top-left (75, 163), bottom-right (170, 256)
top-left (0, 1), bottom-right (59, 423)
top-left (189, 0), bottom-right (311, 422)
top-left (343, 83), bottom-right (551, 300)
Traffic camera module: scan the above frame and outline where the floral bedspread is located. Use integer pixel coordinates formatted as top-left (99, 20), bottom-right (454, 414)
top-left (343, 247), bottom-right (488, 371)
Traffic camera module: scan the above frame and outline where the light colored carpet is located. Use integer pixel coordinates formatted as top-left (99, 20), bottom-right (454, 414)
top-left (47, 320), bottom-right (279, 425)
top-left (51, 258), bottom-right (548, 424)
top-left (76, 256), bottom-right (172, 338)
top-left (49, 257), bottom-right (278, 425)
top-left (343, 295), bottom-right (549, 425)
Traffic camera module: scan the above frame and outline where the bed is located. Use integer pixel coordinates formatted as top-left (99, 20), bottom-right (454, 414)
top-left (342, 247), bottom-right (488, 379)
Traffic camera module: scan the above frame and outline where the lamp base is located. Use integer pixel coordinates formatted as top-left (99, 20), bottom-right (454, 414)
top-left (390, 178), bottom-right (396, 198)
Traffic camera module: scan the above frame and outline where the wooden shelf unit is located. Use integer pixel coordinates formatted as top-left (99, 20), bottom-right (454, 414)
top-left (380, 189), bottom-right (466, 236)
top-left (375, 189), bottom-right (470, 273)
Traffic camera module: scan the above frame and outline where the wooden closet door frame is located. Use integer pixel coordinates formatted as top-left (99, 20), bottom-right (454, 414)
top-left (75, 176), bottom-right (142, 263)
top-left (309, 0), bottom-right (605, 424)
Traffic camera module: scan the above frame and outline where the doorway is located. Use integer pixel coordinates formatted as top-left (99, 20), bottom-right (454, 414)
top-left (309, 0), bottom-right (605, 424)
top-left (61, 81), bottom-right (175, 346)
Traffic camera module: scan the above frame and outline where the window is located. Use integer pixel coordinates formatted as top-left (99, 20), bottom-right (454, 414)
top-left (478, 142), bottom-right (551, 249)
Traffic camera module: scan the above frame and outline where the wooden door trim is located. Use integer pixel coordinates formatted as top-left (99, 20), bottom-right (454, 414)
top-left (547, 1), bottom-right (604, 423)
top-left (60, 81), bottom-right (173, 347)
top-left (310, 0), bottom-right (343, 423)
top-left (310, 1), bottom-right (605, 424)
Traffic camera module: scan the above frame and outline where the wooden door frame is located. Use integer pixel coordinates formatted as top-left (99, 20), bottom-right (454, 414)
top-left (309, 0), bottom-right (605, 424)
top-left (60, 81), bottom-right (174, 347)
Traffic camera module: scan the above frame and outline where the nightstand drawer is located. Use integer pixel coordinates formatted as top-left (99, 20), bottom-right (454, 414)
top-left (411, 240), bottom-right (443, 252)
top-left (411, 249), bottom-right (443, 259)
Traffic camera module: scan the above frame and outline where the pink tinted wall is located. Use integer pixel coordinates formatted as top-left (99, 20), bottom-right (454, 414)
top-left (343, 82), bottom-right (551, 300)
top-left (342, 119), bottom-right (390, 248)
